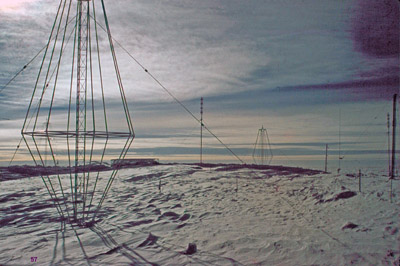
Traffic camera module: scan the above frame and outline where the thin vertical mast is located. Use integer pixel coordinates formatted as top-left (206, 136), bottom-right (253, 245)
top-left (391, 94), bottom-right (397, 179)
top-left (200, 97), bottom-right (203, 164)
top-left (387, 113), bottom-right (391, 177)
top-left (390, 94), bottom-right (397, 203)
top-left (338, 109), bottom-right (341, 173)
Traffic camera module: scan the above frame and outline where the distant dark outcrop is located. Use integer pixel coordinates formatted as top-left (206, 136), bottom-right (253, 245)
top-left (191, 163), bottom-right (323, 176)
top-left (0, 164), bottom-right (111, 182)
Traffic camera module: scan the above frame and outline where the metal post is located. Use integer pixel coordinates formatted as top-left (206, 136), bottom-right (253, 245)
top-left (358, 169), bottom-right (361, 192)
top-left (338, 109), bottom-right (341, 173)
top-left (391, 94), bottom-right (397, 178)
top-left (200, 97), bottom-right (203, 164)
top-left (325, 144), bottom-right (328, 173)
top-left (390, 94), bottom-right (397, 203)
top-left (387, 113), bottom-right (391, 177)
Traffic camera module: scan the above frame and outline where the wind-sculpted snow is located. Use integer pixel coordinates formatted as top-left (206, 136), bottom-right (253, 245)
top-left (0, 164), bottom-right (398, 265)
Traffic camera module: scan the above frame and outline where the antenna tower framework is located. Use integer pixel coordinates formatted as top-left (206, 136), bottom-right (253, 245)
top-left (252, 126), bottom-right (273, 165)
top-left (21, 0), bottom-right (135, 226)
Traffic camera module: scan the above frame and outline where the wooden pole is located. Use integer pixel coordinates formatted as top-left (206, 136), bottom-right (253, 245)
top-left (358, 169), bottom-right (361, 192)
top-left (325, 144), bottom-right (328, 173)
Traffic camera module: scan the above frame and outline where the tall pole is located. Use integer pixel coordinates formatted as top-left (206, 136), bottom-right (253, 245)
top-left (200, 97), bottom-right (203, 164)
top-left (390, 94), bottom-right (397, 203)
top-left (338, 109), bottom-right (341, 173)
top-left (387, 113), bottom-right (391, 177)
top-left (391, 94), bottom-right (397, 179)
top-left (325, 144), bottom-right (328, 173)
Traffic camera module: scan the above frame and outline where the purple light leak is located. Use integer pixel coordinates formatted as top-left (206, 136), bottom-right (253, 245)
top-left (352, 0), bottom-right (399, 58)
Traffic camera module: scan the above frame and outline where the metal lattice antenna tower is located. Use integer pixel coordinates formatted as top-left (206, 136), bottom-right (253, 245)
top-left (21, 0), bottom-right (135, 226)
top-left (252, 126), bottom-right (273, 165)
top-left (75, 0), bottom-right (89, 219)
top-left (76, 2), bottom-right (88, 169)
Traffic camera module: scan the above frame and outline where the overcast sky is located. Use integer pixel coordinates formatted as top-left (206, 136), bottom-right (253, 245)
top-left (0, 0), bottom-right (399, 170)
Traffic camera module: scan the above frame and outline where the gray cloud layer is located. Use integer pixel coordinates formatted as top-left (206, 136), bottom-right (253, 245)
top-left (0, 0), bottom-right (398, 166)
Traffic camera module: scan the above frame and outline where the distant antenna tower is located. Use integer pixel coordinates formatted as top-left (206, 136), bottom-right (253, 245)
top-left (21, 0), bottom-right (134, 226)
top-left (252, 126), bottom-right (273, 165)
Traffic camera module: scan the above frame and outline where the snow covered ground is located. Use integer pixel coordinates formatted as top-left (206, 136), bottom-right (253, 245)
top-left (0, 164), bottom-right (398, 265)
